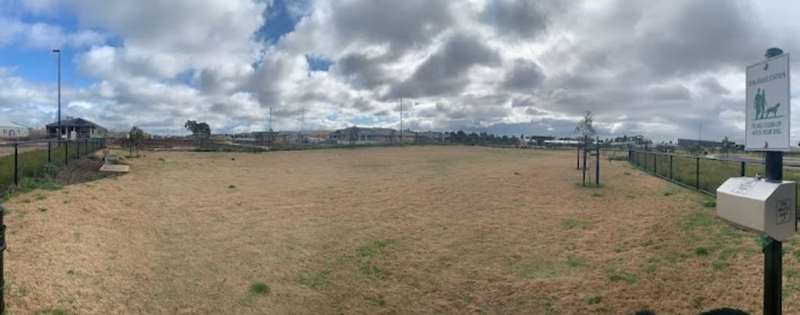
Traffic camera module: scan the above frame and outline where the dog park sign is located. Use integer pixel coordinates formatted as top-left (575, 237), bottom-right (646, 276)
top-left (746, 53), bottom-right (791, 151)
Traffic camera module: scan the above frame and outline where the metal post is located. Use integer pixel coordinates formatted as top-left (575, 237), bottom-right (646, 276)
top-left (669, 155), bottom-right (673, 179)
top-left (595, 139), bottom-right (600, 186)
top-left (0, 202), bottom-right (6, 315)
top-left (654, 153), bottom-right (658, 175)
top-left (64, 140), bottom-right (69, 166)
top-left (695, 157), bottom-right (700, 190)
top-left (582, 143), bottom-right (587, 185)
top-left (13, 144), bottom-right (18, 186)
top-left (741, 161), bottom-right (746, 177)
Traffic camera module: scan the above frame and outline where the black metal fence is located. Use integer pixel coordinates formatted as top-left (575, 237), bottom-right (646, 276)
top-left (0, 138), bottom-right (107, 194)
top-left (627, 150), bottom-right (774, 196)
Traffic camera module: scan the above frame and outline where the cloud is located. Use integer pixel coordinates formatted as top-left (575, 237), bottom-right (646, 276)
top-left (480, 0), bottom-right (549, 39)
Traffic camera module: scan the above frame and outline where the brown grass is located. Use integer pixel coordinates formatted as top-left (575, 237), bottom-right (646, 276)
top-left (1, 146), bottom-right (793, 314)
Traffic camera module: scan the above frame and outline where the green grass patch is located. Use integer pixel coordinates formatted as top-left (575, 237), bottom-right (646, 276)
top-left (357, 240), bottom-right (391, 280)
top-left (587, 296), bottom-right (603, 305)
top-left (249, 282), bottom-right (271, 295)
top-left (566, 256), bottom-right (587, 268)
top-left (366, 295), bottom-right (386, 307)
top-left (298, 270), bottom-right (330, 289)
top-left (694, 247), bottom-right (710, 256)
top-left (607, 269), bottom-right (638, 284)
top-left (561, 218), bottom-right (591, 230)
top-left (35, 309), bottom-right (71, 315)
top-left (703, 200), bottom-right (716, 208)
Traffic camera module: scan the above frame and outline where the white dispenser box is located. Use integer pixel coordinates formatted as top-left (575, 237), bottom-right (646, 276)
top-left (716, 177), bottom-right (796, 241)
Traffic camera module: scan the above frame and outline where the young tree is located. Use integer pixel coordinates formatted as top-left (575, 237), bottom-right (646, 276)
top-left (574, 111), bottom-right (596, 145)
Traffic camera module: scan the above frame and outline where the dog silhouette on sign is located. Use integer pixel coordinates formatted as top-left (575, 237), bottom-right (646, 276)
top-left (765, 103), bottom-right (781, 118)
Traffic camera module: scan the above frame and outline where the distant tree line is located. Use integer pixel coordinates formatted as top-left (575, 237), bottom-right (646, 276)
top-left (446, 131), bottom-right (521, 146)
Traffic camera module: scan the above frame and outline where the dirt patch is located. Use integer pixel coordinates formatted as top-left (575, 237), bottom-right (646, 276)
top-left (0, 146), bottom-right (790, 314)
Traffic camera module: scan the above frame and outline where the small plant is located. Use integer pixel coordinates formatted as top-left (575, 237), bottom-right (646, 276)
top-left (663, 191), bottom-right (673, 196)
top-left (591, 192), bottom-right (603, 197)
top-left (366, 295), bottom-right (386, 307)
top-left (703, 200), bottom-right (716, 208)
top-left (695, 247), bottom-right (709, 256)
top-left (249, 282), bottom-right (271, 295)
top-left (608, 269), bottom-right (637, 284)
top-left (38, 207), bottom-right (47, 212)
top-left (357, 240), bottom-right (390, 279)
top-left (561, 218), bottom-right (591, 230)
top-left (587, 295), bottom-right (602, 305)
top-left (228, 185), bottom-right (236, 189)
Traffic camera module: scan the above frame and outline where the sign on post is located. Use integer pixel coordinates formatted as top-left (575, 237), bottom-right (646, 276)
top-left (746, 54), bottom-right (791, 151)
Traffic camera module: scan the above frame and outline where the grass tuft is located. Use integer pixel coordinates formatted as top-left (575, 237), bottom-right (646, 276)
top-left (357, 240), bottom-right (390, 279)
top-left (587, 296), bottom-right (603, 305)
top-left (249, 282), bottom-right (271, 295)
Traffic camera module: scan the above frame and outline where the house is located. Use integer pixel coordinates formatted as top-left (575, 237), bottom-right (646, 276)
top-left (46, 117), bottom-right (107, 139)
top-left (329, 127), bottom-right (413, 145)
top-left (0, 121), bottom-right (30, 139)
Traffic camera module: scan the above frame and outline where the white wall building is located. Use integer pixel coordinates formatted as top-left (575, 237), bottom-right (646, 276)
top-left (0, 121), bottom-right (30, 139)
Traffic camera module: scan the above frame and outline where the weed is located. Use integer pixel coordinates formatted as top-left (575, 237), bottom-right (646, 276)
top-left (35, 309), bottom-right (70, 315)
top-left (357, 240), bottom-right (390, 279)
top-left (566, 256), bottom-right (586, 268)
top-left (366, 295), bottom-right (386, 307)
top-left (703, 200), bottom-right (716, 208)
top-left (607, 269), bottom-right (637, 284)
top-left (695, 247), bottom-right (710, 256)
top-left (682, 212), bottom-right (714, 231)
top-left (561, 218), bottom-right (591, 230)
top-left (228, 184), bottom-right (236, 189)
top-left (249, 282), bottom-right (271, 295)
top-left (298, 270), bottom-right (330, 289)
top-left (38, 207), bottom-right (47, 212)
top-left (591, 192), bottom-right (603, 197)
top-left (587, 296), bottom-right (603, 305)
top-left (663, 191), bottom-right (673, 196)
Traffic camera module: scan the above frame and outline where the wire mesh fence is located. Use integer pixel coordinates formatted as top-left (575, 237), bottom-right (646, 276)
top-left (0, 138), bottom-right (106, 194)
top-left (628, 151), bottom-right (768, 195)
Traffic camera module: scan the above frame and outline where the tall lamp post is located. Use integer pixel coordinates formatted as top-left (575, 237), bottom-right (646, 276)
top-left (52, 49), bottom-right (61, 139)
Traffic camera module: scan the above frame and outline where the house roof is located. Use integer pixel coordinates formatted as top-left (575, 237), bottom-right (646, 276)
top-left (0, 121), bottom-right (25, 128)
top-left (46, 117), bottom-right (103, 129)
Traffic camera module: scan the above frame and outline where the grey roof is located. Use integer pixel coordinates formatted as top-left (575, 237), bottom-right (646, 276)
top-left (46, 117), bottom-right (103, 129)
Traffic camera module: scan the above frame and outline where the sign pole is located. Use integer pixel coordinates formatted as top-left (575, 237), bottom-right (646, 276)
top-left (763, 47), bottom-right (784, 315)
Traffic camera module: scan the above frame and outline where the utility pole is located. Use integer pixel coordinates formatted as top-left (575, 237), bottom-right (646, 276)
top-left (268, 104), bottom-right (273, 147)
top-left (400, 97), bottom-right (404, 144)
top-left (52, 49), bottom-right (61, 139)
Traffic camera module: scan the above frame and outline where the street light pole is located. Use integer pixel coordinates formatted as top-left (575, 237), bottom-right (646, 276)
top-left (52, 49), bottom-right (61, 139)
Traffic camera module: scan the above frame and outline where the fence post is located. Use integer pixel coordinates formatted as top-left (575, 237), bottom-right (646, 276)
top-left (669, 155), bottom-right (673, 179)
top-left (695, 157), bottom-right (700, 190)
top-left (741, 161), bottom-right (746, 177)
top-left (0, 202), bottom-right (6, 315)
top-left (13, 144), bottom-right (18, 187)
top-left (582, 144), bottom-right (587, 185)
top-left (595, 140), bottom-right (600, 186)
top-left (64, 140), bottom-right (69, 166)
top-left (654, 153), bottom-right (658, 175)
top-left (577, 145), bottom-right (580, 170)
top-left (77, 139), bottom-right (81, 158)
top-left (47, 141), bottom-right (51, 164)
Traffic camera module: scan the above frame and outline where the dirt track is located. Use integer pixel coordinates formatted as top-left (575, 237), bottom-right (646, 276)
top-left (2, 146), bottom-right (797, 314)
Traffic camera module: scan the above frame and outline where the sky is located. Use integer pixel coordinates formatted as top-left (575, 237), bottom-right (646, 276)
top-left (1, 0), bottom-right (800, 142)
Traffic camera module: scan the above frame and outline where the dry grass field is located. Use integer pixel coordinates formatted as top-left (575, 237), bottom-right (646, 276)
top-left (3, 146), bottom-right (799, 314)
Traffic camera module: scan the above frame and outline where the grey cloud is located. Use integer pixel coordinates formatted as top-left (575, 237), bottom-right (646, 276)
top-left (333, 53), bottom-right (389, 90)
top-left (648, 84), bottom-right (690, 101)
top-left (698, 77), bottom-right (731, 95)
top-left (480, 0), bottom-right (548, 39)
top-left (389, 34), bottom-right (501, 98)
top-left (503, 59), bottom-right (545, 92)
top-left (331, 0), bottom-right (453, 53)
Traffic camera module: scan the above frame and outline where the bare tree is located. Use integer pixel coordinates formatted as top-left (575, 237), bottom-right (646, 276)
top-left (574, 111), bottom-right (596, 144)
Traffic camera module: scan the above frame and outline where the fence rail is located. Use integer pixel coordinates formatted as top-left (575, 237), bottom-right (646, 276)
top-left (628, 151), bottom-right (771, 196)
top-left (0, 138), bottom-right (106, 194)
